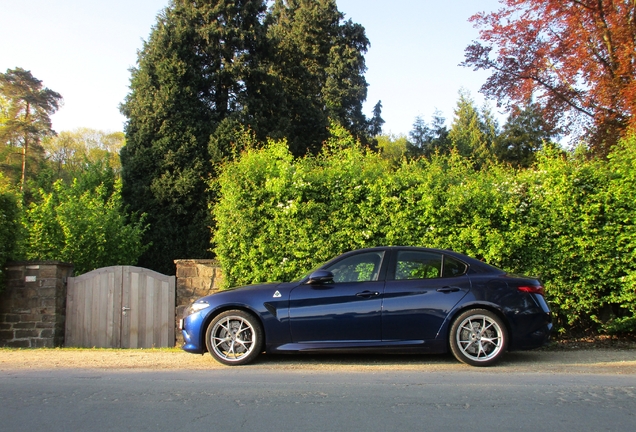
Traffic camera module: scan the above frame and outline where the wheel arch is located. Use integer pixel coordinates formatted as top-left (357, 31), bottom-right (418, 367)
top-left (200, 305), bottom-right (266, 353)
top-left (443, 303), bottom-right (512, 351)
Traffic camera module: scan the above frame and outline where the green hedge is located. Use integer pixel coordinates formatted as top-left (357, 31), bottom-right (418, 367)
top-left (213, 128), bottom-right (636, 334)
top-left (0, 176), bottom-right (21, 288)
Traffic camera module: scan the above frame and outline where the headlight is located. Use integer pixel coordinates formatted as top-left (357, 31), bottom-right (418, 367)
top-left (186, 300), bottom-right (210, 316)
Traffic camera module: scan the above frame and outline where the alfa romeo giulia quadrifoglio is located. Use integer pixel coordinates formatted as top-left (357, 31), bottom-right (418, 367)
top-left (180, 247), bottom-right (552, 366)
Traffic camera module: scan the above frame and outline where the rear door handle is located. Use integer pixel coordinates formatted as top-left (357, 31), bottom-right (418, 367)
top-left (437, 286), bottom-right (461, 293)
top-left (356, 290), bottom-right (380, 298)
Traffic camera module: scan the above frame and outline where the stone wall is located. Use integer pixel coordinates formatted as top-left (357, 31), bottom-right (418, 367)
top-left (0, 261), bottom-right (74, 348)
top-left (174, 259), bottom-right (223, 345)
top-left (1, 259), bottom-right (223, 348)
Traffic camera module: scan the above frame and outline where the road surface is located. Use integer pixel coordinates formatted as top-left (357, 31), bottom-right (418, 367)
top-left (1, 350), bottom-right (635, 432)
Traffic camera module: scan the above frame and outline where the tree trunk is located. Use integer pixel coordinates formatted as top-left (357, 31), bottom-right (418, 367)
top-left (20, 102), bottom-right (30, 192)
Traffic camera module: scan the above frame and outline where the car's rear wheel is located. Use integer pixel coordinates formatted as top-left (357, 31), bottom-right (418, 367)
top-left (205, 310), bottom-right (263, 365)
top-left (450, 309), bottom-right (507, 367)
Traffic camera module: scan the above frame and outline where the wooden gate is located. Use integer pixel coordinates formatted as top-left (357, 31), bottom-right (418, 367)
top-left (65, 266), bottom-right (176, 348)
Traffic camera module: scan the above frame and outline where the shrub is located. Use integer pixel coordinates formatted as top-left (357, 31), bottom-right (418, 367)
top-left (0, 175), bottom-right (21, 287)
top-left (213, 128), bottom-right (636, 334)
top-left (21, 178), bottom-right (148, 275)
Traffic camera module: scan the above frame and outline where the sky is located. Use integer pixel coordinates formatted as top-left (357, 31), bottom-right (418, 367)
top-left (0, 0), bottom-right (503, 137)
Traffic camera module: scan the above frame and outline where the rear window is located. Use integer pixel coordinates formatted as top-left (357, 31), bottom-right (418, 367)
top-left (395, 251), bottom-right (441, 280)
top-left (395, 251), bottom-right (467, 280)
top-left (442, 255), bottom-right (468, 277)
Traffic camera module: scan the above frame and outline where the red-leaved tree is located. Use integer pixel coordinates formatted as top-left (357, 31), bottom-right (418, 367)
top-left (463, 0), bottom-right (636, 155)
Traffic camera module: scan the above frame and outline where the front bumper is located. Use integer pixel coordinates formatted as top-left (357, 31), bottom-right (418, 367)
top-left (180, 309), bottom-right (209, 354)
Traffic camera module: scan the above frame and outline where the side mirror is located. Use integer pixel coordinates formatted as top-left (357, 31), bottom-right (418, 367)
top-left (307, 270), bottom-right (334, 285)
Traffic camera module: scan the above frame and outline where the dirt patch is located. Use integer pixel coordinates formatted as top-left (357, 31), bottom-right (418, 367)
top-left (541, 334), bottom-right (636, 351)
top-left (1, 347), bottom-right (635, 374)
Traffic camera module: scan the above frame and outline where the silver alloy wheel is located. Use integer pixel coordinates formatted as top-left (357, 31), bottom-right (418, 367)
top-left (210, 314), bottom-right (257, 363)
top-left (455, 313), bottom-right (504, 363)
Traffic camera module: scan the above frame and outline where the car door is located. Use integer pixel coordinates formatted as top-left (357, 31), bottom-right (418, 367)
top-left (382, 250), bottom-right (471, 341)
top-left (289, 250), bottom-right (385, 343)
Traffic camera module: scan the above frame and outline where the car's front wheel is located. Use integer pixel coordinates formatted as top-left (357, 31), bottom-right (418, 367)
top-left (450, 309), bottom-right (507, 366)
top-left (205, 310), bottom-right (263, 365)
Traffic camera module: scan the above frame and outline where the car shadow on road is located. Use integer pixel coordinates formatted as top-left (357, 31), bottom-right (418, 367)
top-left (252, 352), bottom-right (463, 367)
top-left (248, 349), bottom-right (560, 369)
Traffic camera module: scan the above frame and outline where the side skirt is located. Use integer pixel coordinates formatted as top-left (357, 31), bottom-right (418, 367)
top-left (267, 339), bottom-right (447, 354)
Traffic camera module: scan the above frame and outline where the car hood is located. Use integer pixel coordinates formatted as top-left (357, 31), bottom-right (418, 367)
top-left (223, 282), bottom-right (284, 292)
top-left (195, 281), bottom-right (287, 303)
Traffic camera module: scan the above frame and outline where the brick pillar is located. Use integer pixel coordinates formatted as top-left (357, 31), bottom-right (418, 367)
top-left (173, 259), bottom-right (223, 346)
top-left (0, 261), bottom-right (74, 348)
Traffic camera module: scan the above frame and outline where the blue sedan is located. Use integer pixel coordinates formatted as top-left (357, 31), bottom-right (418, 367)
top-left (180, 247), bottom-right (552, 366)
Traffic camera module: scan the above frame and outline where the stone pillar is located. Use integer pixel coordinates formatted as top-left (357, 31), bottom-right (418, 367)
top-left (174, 259), bottom-right (223, 346)
top-left (0, 261), bottom-right (74, 348)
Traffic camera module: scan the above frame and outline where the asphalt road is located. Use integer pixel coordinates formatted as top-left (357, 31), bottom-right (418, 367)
top-left (1, 366), bottom-right (635, 432)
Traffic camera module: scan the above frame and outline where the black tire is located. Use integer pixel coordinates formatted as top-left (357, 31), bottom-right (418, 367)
top-left (449, 308), bottom-right (508, 367)
top-left (205, 310), bottom-right (263, 366)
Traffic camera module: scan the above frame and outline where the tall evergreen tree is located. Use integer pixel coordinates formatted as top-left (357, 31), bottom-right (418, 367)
top-left (120, 0), bottom-right (371, 272)
top-left (407, 111), bottom-right (452, 158)
top-left (428, 109), bottom-right (451, 154)
top-left (496, 103), bottom-right (554, 168)
top-left (477, 103), bottom-right (499, 163)
top-left (120, 0), bottom-right (268, 274)
top-left (324, 10), bottom-right (369, 139)
top-left (368, 100), bottom-right (384, 137)
top-left (408, 115), bottom-right (430, 152)
top-left (266, 0), bottom-right (369, 155)
top-left (448, 90), bottom-right (497, 167)
top-left (0, 68), bottom-right (62, 192)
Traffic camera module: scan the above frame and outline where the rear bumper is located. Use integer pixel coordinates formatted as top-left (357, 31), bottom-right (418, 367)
top-left (510, 320), bottom-right (553, 351)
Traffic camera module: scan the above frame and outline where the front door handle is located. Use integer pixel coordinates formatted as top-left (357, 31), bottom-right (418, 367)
top-left (437, 286), bottom-right (461, 293)
top-left (356, 290), bottom-right (380, 298)
top-left (122, 306), bottom-right (131, 311)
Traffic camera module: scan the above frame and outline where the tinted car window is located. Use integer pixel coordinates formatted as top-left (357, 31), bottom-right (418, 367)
top-left (442, 255), bottom-right (468, 277)
top-left (324, 251), bottom-right (385, 283)
top-left (395, 251), bottom-right (442, 280)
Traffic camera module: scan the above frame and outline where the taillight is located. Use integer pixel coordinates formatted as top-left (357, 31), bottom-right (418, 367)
top-left (518, 285), bottom-right (545, 296)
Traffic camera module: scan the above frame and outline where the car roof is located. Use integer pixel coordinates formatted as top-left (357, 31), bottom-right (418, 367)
top-left (333, 246), bottom-right (503, 274)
